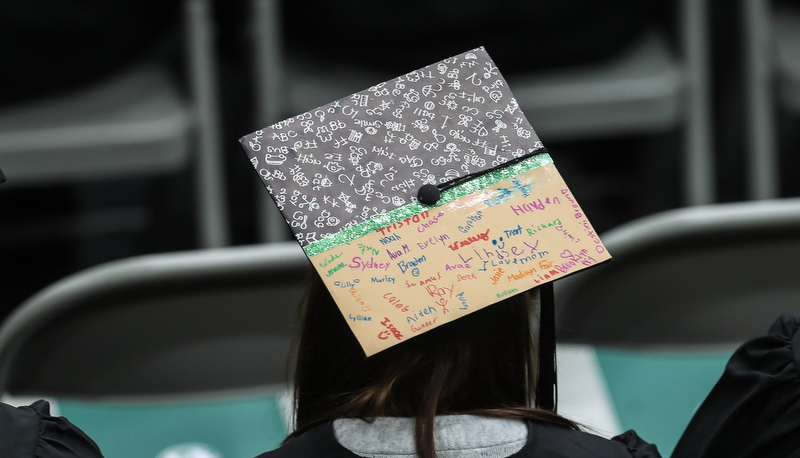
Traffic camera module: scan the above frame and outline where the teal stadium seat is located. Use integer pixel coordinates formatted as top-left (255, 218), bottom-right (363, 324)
top-left (58, 393), bottom-right (287, 458)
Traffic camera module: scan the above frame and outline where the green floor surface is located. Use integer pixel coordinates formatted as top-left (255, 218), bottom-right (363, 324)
top-left (59, 393), bottom-right (287, 458)
top-left (596, 348), bottom-right (732, 457)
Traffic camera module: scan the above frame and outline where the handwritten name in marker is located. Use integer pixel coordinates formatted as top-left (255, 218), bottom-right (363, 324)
top-left (376, 212), bottom-right (431, 236)
top-left (507, 267), bottom-right (538, 282)
top-left (448, 229), bottom-right (490, 251)
top-left (457, 211), bottom-right (483, 233)
top-left (417, 211), bottom-right (446, 233)
top-left (503, 224), bottom-right (523, 238)
top-left (555, 225), bottom-right (581, 243)
top-left (424, 284), bottom-right (454, 299)
top-left (398, 255), bottom-right (427, 275)
top-left (350, 256), bottom-right (391, 272)
top-left (379, 234), bottom-right (402, 245)
top-left (417, 271), bottom-right (439, 282)
top-left (472, 239), bottom-right (544, 262)
top-left (533, 270), bottom-right (561, 284)
top-left (406, 305), bottom-right (437, 323)
top-left (382, 292), bottom-right (410, 312)
top-left (561, 189), bottom-right (583, 220)
top-left (318, 252), bottom-right (343, 268)
top-left (509, 196), bottom-right (561, 216)
top-left (378, 317), bottom-right (403, 340)
top-left (490, 267), bottom-right (505, 285)
top-left (326, 261), bottom-right (348, 277)
top-left (555, 249), bottom-right (597, 274)
top-left (496, 288), bottom-right (519, 298)
top-left (334, 279), bottom-right (360, 289)
top-left (371, 275), bottom-right (396, 284)
top-left (416, 233), bottom-right (450, 250)
top-left (349, 288), bottom-right (371, 312)
top-left (358, 244), bottom-right (380, 255)
top-left (348, 314), bottom-right (372, 323)
top-left (581, 218), bottom-right (606, 253)
top-left (445, 263), bottom-right (471, 270)
top-left (411, 317), bottom-right (438, 333)
top-left (456, 291), bottom-right (469, 310)
top-left (526, 218), bottom-right (562, 236)
top-left (386, 243), bottom-right (412, 260)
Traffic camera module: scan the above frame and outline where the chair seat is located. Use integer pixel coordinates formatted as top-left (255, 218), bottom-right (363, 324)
top-left (509, 31), bottom-right (684, 140)
top-left (0, 63), bottom-right (191, 185)
top-left (0, 242), bottom-right (309, 397)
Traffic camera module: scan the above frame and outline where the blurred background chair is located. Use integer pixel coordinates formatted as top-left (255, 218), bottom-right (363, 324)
top-left (554, 197), bottom-right (800, 455)
top-left (741, 0), bottom-right (800, 200)
top-left (249, 0), bottom-right (714, 242)
top-left (0, 0), bottom-right (229, 249)
top-left (0, 241), bottom-right (310, 458)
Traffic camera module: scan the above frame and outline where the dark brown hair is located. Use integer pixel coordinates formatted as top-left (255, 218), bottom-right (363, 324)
top-left (289, 275), bottom-right (577, 458)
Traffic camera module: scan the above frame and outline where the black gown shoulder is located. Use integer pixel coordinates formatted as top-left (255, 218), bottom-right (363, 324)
top-left (257, 420), bottom-right (661, 458)
top-left (256, 422), bottom-right (356, 458)
top-left (673, 314), bottom-right (800, 458)
top-left (519, 424), bottom-right (661, 458)
top-left (0, 400), bottom-right (104, 458)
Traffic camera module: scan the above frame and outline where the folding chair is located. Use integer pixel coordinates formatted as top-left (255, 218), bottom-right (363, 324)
top-left (0, 0), bottom-right (229, 248)
top-left (741, 0), bottom-right (800, 200)
top-left (0, 242), bottom-right (311, 458)
top-left (554, 198), bottom-right (800, 455)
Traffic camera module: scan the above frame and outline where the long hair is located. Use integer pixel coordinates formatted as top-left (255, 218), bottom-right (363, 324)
top-left (289, 274), bottom-right (577, 458)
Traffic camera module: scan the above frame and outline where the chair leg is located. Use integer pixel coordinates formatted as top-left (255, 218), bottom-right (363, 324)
top-left (252, 0), bottom-right (289, 243)
top-left (681, 0), bottom-right (715, 205)
top-left (742, 0), bottom-right (779, 199)
top-left (186, 0), bottom-right (231, 247)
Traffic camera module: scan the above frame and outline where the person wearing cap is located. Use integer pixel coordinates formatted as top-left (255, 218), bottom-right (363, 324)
top-left (241, 48), bottom-right (660, 458)
top-left (242, 46), bottom-right (800, 457)
top-left (255, 277), bottom-right (660, 458)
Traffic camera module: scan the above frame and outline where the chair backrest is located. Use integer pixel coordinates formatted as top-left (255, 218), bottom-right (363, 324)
top-left (0, 0), bottom-right (229, 248)
top-left (554, 198), bottom-right (800, 455)
top-left (0, 242), bottom-right (311, 398)
top-left (555, 198), bottom-right (800, 347)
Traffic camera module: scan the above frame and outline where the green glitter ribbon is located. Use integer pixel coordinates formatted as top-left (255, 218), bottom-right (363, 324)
top-left (303, 152), bottom-right (554, 257)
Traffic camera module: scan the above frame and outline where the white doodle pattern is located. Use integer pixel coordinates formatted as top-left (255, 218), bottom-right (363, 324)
top-left (240, 47), bottom-right (544, 247)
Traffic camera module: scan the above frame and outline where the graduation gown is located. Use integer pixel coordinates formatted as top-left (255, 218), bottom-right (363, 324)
top-left (0, 400), bottom-right (104, 458)
top-left (673, 314), bottom-right (800, 458)
top-left (256, 420), bottom-right (661, 458)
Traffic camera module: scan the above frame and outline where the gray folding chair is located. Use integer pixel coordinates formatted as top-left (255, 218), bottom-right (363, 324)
top-left (555, 197), bottom-right (800, 345)
top-left (741, 0), bottom-right (800, 200)
top-left (0, 241), bottom-right (310, 457)
top-left (553, 198), bottom-right (800, 455)
top-left (0, 0), bottom-right (229, 248)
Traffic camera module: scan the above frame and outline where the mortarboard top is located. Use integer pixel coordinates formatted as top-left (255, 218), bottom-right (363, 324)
top-left (240, 47), bottom-right (610, 358)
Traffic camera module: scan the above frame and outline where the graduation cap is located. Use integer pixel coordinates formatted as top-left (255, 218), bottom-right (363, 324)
top-left (240, 47), bottom-right (610, 411)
